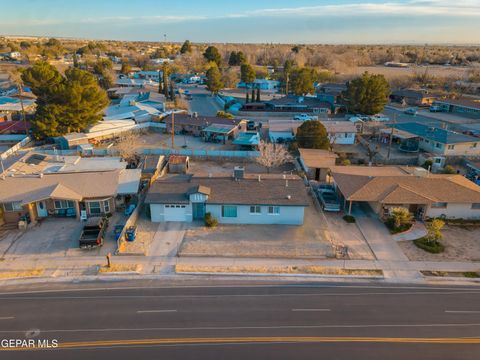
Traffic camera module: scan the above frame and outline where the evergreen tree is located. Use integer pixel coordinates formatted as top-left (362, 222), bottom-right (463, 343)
top-left (346, 72), bottom-right (391, 115)
top-left (246, 93), bottom-right (250, 103)
top-left (162, 64), bottom-right (170, 98)
top-left (203, 46), bottom-right (222, 67)
top-left (251, 88), bottom-right (255, 102)
top-left (256, 88), bottom-right (261, 102)
top-left (22, 62), bottom-right (108, 137)
top-left (205, 64), bottom-right (224, 95)
top-left (120, 59), bottom-right (131, 75)
top-left (158, 70), bottom-right (163, 94)
top-left (180, 40), bottom-right (192, 54)
top-left (296, 120), bottom-right (330, 150)
top-left (290, 67), bottom-right (318, 96)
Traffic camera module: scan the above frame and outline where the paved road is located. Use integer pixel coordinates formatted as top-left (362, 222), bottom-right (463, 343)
top-left (178, 84), bottom-right (222, 116)
top-left (1, 281), bottom-right (480, 359)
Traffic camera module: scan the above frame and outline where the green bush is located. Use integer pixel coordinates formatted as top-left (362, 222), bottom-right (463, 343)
top-left (443, 165), bottom-right (456, 174)
top-left (204, 212), bottom-right (218, 228)
top-left (343, 215), bottom-right (356, 223)
top-left (421, 160), bottom-right (433, 170)
top-left (413, 237), bottom-right (445, 253)
top-left (463, 272), bottom-right (480, 278)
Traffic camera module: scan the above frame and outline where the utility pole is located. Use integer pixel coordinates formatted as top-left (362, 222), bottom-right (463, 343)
top-left (171, 112), bottom-right (175, 148)
top-left (387, 113), bottom-right (396, 160)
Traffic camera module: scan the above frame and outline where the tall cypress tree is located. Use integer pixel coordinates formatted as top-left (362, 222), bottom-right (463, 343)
top-left (246, 93), bottom-right (250, 103)
top-left (251, 88), bottom-right (255, 102)
top-left (256, 88), bottom-right (261, 102)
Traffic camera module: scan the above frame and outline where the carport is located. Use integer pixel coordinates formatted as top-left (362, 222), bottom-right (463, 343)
top-left (202, 123), bottom-right (236, 144)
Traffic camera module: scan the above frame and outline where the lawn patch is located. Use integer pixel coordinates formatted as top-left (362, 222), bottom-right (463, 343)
top-left (414, 237), bottom-right (445, 253)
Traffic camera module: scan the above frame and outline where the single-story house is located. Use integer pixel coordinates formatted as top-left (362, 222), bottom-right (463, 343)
top-left (298, 148), bottom-right (338, 181)
top-left (316, 83), bottom-right (347, 96)
top-left (162, 113), bottom-right (246, 138)
top-left (393, 122), bottom-right (480, 156)
top-left (389, 89), bottom-right (438, 106)
top-left (104, 98), bottom-right (162, 123)
top-left (261, 95), bottom-right (331, 114)
top-left (331, 165), bottom-right (480, 220)
top-left (237, 79), bottom-right (280, 91)
top-left (320, 121), bottom-right (357, 145)
top-left (0, 153), bottom-right (141, 224)
top-left (115, 78), bottom-right (156, 88)
top-left (268, 119), bottom-right (301, 143)
top-left (133, 71), bottom-right (163, 82)
top-left (432, 97), bottom-right (480, 118)
top-left (145, 172), bottom-right (309, 225)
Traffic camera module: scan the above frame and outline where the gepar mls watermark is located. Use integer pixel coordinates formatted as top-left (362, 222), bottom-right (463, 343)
top-left (1, 339), bottom-right (59, 349)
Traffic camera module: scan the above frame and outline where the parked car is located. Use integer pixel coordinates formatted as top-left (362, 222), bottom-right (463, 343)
top-left (294, 113), bottom-right (318, 121)
top-left (429, 105), bottom-right (443, 112)
top-left (369, 114), bottom-right (390, 122)
top-left (317, 190), bottom-right (341, 212)
top-left (79, 217), bottom-right (108, 249)
top-left (404, 107), bottom-right (418, 115)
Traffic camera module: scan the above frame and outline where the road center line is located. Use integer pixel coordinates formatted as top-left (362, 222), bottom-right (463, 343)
top-left (445, 310), bottom-right (480, 314)
top-left (137, 310), bottom-right (177, 314)
top-left (0, 317), bottom-right (14, 320)
top-left (291, 309), bottom-right (331, 312)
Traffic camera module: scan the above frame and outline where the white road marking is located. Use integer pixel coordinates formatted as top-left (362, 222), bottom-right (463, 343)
top-left (445, 310), bottom-right (480, 314)
top-left (292, 309), bottom-right (331, 312)
top-left (0, 317), bottom-right (14, 320)
top-left (137, 310), bottom-right (177, 314)
top-left (1, 322), bottom-right (480, 334)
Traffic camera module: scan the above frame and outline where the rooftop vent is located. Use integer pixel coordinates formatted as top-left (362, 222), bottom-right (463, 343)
top-left (234, 166), bottom-right (245, 180)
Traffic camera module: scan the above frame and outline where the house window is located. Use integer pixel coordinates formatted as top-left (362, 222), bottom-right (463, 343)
top-left (431, 202), bottom-right (447, 209)
top-left (472, 203), bottom-right (480, 210)
top-left (268, 206), bottom-right (280, 215)
top-left (103, 200), bottom-right (110, 214)
top-left (222, 205), bottom-right (237, 218)
top-left (250, 205), bottom-right (261, 214)
top-left (88, 201), bottom-right (101, 215)
top-left (2, 202), bottom-right (22, 212)
top-left (435, 142), bottom-right (442, 148)
top-left (54, 200), bottom-right (74, 209)
top-left (447, 145), bottom-right (455, 150)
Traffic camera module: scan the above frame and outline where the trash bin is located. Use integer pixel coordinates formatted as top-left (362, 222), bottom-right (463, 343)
top-left (114, 224), bottom-right (124, 241)
top-left (125, 226), bottom-right (137, 242)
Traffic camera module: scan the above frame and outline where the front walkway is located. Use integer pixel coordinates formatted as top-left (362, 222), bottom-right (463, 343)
top-left (393, 222), bottom-right (427, 242)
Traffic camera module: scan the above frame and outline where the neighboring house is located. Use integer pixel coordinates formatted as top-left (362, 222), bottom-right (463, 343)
top-left (268, 119), bottom-right (301, 143)
top-left (320, 121), bottom-right (357, 145)
top-left (331, 165), bottom-right (480, 220)
top-left (133, 71), bottom-right (163, 82)
top-left (389, 89), bottom-right (438, 106)
top-left (432, 97), bottom-right (480, 118)
top-left (115, 78), bottom-right (156, 88)
top-left (232, 132), bottom-right (260, 148)
top-left (298, 148), bottom-right (338, 181)
top-left (104, 100), bottom-right (162, 123)
top-left (0, 97), bottom-right (36, 118)
top-left (0, 120), bottom-right (31, 134)
top-left (393, 122), bottom-right (480, 156)
top-left (262, 95), bottom-right (331, 114)
top-left (140, 154), bottom-right (165, 181)
top-left (0, 153), bottom-right (141, 224)
top-left (162, 113), bottom-right (246, 138)
top-left (145, 172), bottom-right (309, 225)
top-left (237, 79), bottom-right (280, 91)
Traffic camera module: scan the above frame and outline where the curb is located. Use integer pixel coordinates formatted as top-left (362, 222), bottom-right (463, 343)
top-left (175, 271), bottom-right (384, 280)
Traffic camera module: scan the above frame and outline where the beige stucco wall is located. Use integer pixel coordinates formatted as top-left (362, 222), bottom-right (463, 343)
top-left (426, 203), bottom-right (480, 219)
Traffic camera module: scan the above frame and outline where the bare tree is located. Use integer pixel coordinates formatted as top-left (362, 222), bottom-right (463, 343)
top-left (255, 141), bottom-right (293, 173)
top-left (366, 144), bottom-right (380, 165)
top-left (115, 133), bottom-right (143, 165)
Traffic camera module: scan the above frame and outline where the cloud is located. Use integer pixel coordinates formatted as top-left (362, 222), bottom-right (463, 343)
top-left (243, 0), bottom-right (480, 17)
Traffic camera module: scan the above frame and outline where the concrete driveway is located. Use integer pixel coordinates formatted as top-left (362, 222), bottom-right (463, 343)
top-left (351, 203), bottom-right (409, 261)
top-left (147, 222), bottom-right (186, 257)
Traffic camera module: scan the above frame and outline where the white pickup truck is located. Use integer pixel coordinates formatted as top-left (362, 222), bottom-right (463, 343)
top-left (293, 113), bottom-right (318, 121)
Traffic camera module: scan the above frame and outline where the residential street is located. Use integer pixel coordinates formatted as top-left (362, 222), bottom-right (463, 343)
top-left (1, 281), bottom-right (480, 359)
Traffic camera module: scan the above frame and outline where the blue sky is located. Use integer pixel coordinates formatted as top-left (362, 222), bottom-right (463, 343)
top-left (2, 0), bottom-right (480, 43)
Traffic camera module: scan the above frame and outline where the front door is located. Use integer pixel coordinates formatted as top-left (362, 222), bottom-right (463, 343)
top-left (192, 203), bottom-right (206, 220)
top-left (36, 201), bottom-right (48, 217)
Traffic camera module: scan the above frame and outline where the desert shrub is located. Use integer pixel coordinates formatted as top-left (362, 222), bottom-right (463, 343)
top-left (343, 215), bottom-right (356, 223)
top-left (205, 212), bottom-right (218, 228)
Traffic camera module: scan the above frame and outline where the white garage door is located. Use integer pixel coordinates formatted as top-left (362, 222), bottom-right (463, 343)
top-left (164, 204), bottom-right (187, 222)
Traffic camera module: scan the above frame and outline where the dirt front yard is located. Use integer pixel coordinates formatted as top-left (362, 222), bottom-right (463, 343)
top-left (398, 225), bottom-right (480, 262)
top-left (178, 203), bottom-right (334, 259)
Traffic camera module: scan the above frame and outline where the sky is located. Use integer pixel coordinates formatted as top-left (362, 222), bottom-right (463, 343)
top-left (2, 0), bottom-right (480, 44)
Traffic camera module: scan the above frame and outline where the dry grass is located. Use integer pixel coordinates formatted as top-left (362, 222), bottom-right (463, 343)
top-left (0, 269), bottom-right (44, 279)
top-left (98, 264), bottom-right (140, 273)
top-left (176, 264), bottom-right (382, 276)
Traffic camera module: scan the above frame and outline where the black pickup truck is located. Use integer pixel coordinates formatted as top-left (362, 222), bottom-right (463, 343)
top-left (79, 217), bottom-right (108, 249)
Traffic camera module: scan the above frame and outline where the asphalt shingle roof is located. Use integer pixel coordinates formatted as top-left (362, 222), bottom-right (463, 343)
top-left (394, 122), bottom-right (478, 144)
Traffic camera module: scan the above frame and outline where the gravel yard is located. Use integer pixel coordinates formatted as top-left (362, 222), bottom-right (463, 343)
top-left (398, 226), bottom-right (480, 262)
top-left (178, 203), bottom-right (334, 259)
